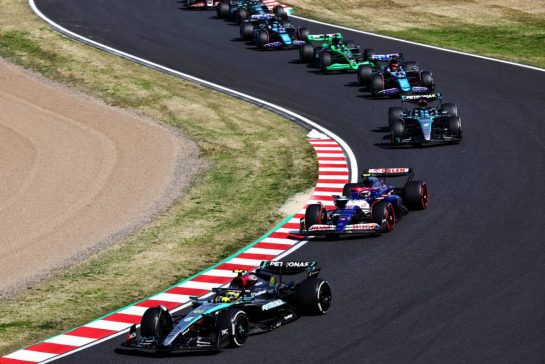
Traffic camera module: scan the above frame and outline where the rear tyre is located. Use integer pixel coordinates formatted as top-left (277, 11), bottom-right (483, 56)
top-left (236, 8), bottom-right (248, 23)
top-left (296, 27), bottom-right (309, 41)
top-left (447, 116), bottom-right (462, 140)
top-left (299, 44), bottom-right (314, 62)
top-left (357, 65), bottom-right (373, 86)
top-left (273, 5), bottom-right (286, 18)
top-left (216, 309), bottom-right (249, 348)
top-left (372, 201), bottom-right (396, 232)
top-left (320, 51), bottom-right (332, 71)
top-left (256, 29), bottom-right (269, 48)
top-left (420, 71), bottom-right (434, 89)
top-left (304, 204), bottom-right (326, 230)
top-left (240, 22), bottom-right (254, 40)
top-left (439, 103), bottom-right (458, 117)
top-left (298, 278), bottom-right (332, 314)
top-left (404, 181), bottom-right (428, 210)
top-left (363, 48), bottom-right (375, 61)
top-left (371, 74), bottom-right (384, 96)
top-left (140, 306), bottom-right (173, 339)
top-left (388, 107), bottom-right (403, 128)
top-left (216, 2), bottom-right (229, 18)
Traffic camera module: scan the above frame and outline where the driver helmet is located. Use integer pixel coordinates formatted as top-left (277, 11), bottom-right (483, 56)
top-left (359, 190), bottom-right (371, 199)
top-left (215, 290), bottom-right (241, 303)
top-left (231, 273), bottom-right (259, 288)
top-left (389, 59), bottom-right (399, 72)
top-left (332, 35), bottom-right (341, 46)
top-left (418, 99), bottom-right (428, 108)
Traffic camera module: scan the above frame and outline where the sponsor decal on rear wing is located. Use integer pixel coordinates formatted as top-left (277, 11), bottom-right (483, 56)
top-left (249, 13), bottom-right (274, 20)
top-left (401, 92), bottom-right (442, 103)
top-left (307, 33), bottom-right (342, 41)
top-left (361, 168), bottom-right (413, 177)
top-left (369, 53), bottom-right (403, 61)
top-left (258, 260), bottom-right (319, 275)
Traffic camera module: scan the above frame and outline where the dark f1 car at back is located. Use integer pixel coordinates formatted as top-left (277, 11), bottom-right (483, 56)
top-left (217, 0), bottom-right (287, 24)
top-left (300, 168), bottom-right (428, 236)
top-left (389, 93), bottom-right (462, 145)
top-left (122, 261), bottom-right (331, 354)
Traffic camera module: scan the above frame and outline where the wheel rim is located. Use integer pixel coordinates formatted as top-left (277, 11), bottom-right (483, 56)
top-left (233, 314), bottom-right (249, 345)
top-left (317, 282), bottom-right (332, 313)
top-left (385, 205), bottom-right (395, 232)
top-left (421, 184), bottom-right (428, 209)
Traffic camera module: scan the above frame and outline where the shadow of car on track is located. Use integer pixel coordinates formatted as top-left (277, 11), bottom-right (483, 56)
top-left (114, 347), bottom-right (220, 359)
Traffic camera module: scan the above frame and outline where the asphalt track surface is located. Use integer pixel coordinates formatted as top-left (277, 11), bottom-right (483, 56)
top-left (36, 1), bottom-right (545, 363)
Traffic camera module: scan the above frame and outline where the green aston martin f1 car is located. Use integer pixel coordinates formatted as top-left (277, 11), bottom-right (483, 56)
top-left (298, 33), bottom-right (375, 72)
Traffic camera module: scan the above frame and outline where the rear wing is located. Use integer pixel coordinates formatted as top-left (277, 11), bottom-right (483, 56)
top-left (248, 13), bottom-right (274, 21)
top-left (257, 260), bottom-right (320, 277)
top-left (368, 53), bottom-right (403, 61)
top-left (306, 33), bottom-right (342, 44)
top-left (361, 168), bottom-right (413, 178)
top-left (401, 93), bottom-right (442, 104)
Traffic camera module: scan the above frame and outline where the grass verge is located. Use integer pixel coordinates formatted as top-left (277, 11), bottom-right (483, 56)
top-left (0, 0), bottom-right (316, 355)
top-left (284, 0), bottom-right (545, 68)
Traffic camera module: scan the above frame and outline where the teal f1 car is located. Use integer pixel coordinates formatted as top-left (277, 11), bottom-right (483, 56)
top-left (298, 33), bottom-right (375, 72)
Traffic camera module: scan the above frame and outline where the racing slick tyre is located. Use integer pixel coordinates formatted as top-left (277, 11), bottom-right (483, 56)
top-left (403, 61), bottom-right (419, 72)
top-left (420, 71), bottom-right (434, 90)
top-left (240, 22), bottom-right (254, 40)
top-left (299, 43), bottom-right (314, 62)
top-left (390, 119), bottom-right (405, 144)
top-left (140, 306), bottom-right (174, 339)
top-left (363, 48), bottom-right (375, 61)
top-left (320, 51), bottom-right (332, 71)
top-left (357, 65), bottom-right (373, 86)
top-left (296, 27), bottom-right (310, 41)
top-left (371, 201), bottom-right (396, 232)
top-left (216, 2), bottom-right (229, 18)
top-left (447, 116), bottom-right (463, 140)
top-left (273, 5), bottom-right (286, 19)
top-left (371, 74), bottom-right (384, 96)
top-left (388, 107), bottom-right (403, 128)
top-left (235, 8), bottom-right (248, 23)
top-left (404, 180), bottom-right (428, 210)
top-left (216, 309), bottom-right (249, 348)
top-left (304, 204), bottom-right (327, 230)
top-left (256, 29), bottom-right (269, 48)
top-left (298, 278), bottom-right (332, 314)
top-left (439, 103), bottom-right (458, 117)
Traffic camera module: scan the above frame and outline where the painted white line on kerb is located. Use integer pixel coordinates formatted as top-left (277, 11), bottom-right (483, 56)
top-left (291, 15), bottom-right (545, 73)
top-left (27, 0), bottom-right (359, 182)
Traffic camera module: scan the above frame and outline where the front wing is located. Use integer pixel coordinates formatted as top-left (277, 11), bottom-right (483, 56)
top-left (300, 223), bottom-right (382, 235)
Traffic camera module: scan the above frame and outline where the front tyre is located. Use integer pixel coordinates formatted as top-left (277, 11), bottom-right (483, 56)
top-left (372, 201), bottom-right (395, 232)
top-left (420, 71), bottom-right (434, 90)
top-left (404, 181), bottom-right (428, 210)
top-left (298, 278), bottom-right (332, 314)
top-left (440, 103), bottom-right (458, 117)
top-left (447, 116), bottom-right (462, 140)
top-left (299, 43), bottom-right (314, 62)
top-left (363, 48), bottom-right (375, 61)
top-left (371, 73), bottom-right (384, 96)
top-left (320, 51), bottom-right (332, 71)
top-left (304, 204), bottom-right (326, 231)
top-left (216, 309), bottom-right (249, 348)
top-left (357, 65), bottom-right (373, 86)
top-left (388, 107), bottom-right (403, 128)
top-left (140, 306), bottom-right (173, 339)
top-left (256, 29), bottom-right (269, 48)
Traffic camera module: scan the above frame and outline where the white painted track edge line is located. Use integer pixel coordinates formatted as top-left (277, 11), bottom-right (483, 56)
top-left (27, 0), bottom-right (359, 183)
top-left (290, 15), bottom-right (545, 73)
